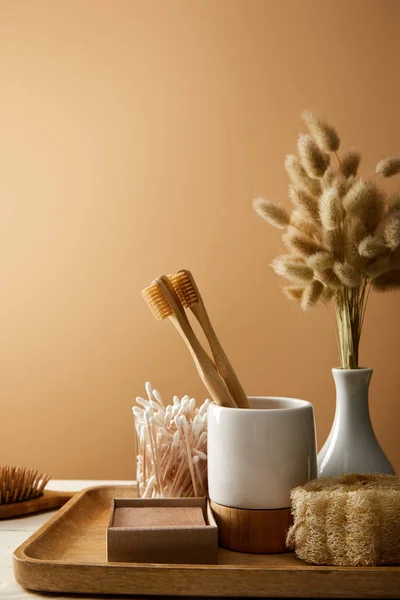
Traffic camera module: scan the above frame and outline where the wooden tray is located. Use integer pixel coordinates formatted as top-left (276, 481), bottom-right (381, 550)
top-left (13, 485), bottom-right (400, 598)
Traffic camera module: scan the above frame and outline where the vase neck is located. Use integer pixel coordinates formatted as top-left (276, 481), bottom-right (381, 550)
top-left (332, 368), bottom-right (373, 420)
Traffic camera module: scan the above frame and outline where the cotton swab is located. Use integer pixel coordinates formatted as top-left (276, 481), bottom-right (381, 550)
top-left (133, 382), bottom-right (211, 498)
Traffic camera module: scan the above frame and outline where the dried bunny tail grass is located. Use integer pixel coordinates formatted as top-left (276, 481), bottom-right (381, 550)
top-left (342, 178), bottom-right (365, 213)
top-left (284, 154), bottom-right (321, 197)
top-left (376, 157), bottom-right (400, 178)
top-left (283, 264), bottom-right (315, 283)
top-left (308, 251), bottom-right (335, 271)
top-left (321, 285), bottom-right (335, 302)
top-left (315, 268), bottom-right (343, 289)
top-left (289, 185), bottom-right (320, 223)
top-left (297, 133), bottom-right (330, 179)
top-left (343, 179), bottom-right (385, 233)
top-left (343, 217), bottom-right (369, 270)
top-left (390, 247), bottom-right (400, 269)
top-left (333, 262), bottom-right (362, 288)
top-left (271, 256), bottom-right (314, 283)
top-left (358, 236), bottom-right (388, 258)
top-left (320, 187), bottom-right (344, 231)
top-left (290, 208), bottom-right (320, 238)
top-left (323, 228), bottom-right (342, 259)
top-left (383, 210), bottom-right (400, 250)
top-left (365, 198), bottom-right (385, 234)
top-left (332, 173), bottom-right (355, 199)
top-left (364, 186), bottom-right (385, 233)
top-left (372, 270), bottom-right (400, 291)
top-left (345, 216), bottom-right (368, 245)
top-left (272, 252), bottom-right (305, 263)
top-left (323, 167), bottom-right (334, 187)
top-left (283, 227), bottom-right (323, 257)
top-left (253, 197), bottom-right (291, 229)
top-left (366, 255), bottom-right (391, 278)
top-left (270, 254), bottom-right (304, 274)
top-left (301, 279), bottom-right (324, 310)
top-left (387, 193), bottom-right (400, 215)
top-left (283, 286), bottom-right (304, 301)
top-left (302, 111), bottom-right (340, 153)
top-left (341, 151), bottom-right (361, 178)
top-left (279, 252), bottom-right (305, 263)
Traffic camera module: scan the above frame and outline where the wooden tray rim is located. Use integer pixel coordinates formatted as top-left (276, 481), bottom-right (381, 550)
top-left (12, 484), bottom-right (400, 598)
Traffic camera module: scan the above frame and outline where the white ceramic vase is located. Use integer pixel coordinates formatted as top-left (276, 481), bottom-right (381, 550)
top-left (207, 396), bottom-right (317, 510)
top-left (318, 368), bottom-right (395, 477)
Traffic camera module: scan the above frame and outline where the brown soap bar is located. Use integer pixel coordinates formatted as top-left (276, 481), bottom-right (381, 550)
top-left (112, 506), bottom-right (205, 528)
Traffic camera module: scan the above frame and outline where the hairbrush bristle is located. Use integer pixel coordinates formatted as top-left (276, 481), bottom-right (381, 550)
top-left (142, 282), bottom-right (173, 321)
top-left (169, 271), bottom-right (198, 308)
top-left (0, 466), bottom-right (50, 504)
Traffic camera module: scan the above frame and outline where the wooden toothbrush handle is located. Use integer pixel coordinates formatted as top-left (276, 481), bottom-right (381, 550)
top-left (194, 307), bottom-right (251, 409)
top-left (172, 316), bottom-right (237, 408)
top-left (175, 269), bottom-right (250, 409)
top-left (156, 277), bottom-right (237, 408)
top-left (193, 306), bottom-right (251, 409)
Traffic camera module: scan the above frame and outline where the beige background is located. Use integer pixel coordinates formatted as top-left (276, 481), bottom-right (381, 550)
top-left (1, 0), bottom-right (399, 478)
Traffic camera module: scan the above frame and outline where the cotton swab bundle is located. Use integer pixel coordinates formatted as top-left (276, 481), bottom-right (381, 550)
top-left (133, 382), bottom-right (211, 498)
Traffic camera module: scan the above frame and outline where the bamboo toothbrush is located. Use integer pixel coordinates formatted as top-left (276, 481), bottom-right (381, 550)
top-left (0, 466), bottom-right (74, 519)
top-left (169, 270), bottom-right (251, 409)
top-left (142, 275), bottom-right (237, 408)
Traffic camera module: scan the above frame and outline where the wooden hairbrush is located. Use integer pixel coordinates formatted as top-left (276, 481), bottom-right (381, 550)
top-left (0, 465), bottom-right (74, 519)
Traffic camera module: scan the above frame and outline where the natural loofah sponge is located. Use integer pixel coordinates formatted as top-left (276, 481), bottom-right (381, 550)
top-left (286, 473), bottom-right (400, 566)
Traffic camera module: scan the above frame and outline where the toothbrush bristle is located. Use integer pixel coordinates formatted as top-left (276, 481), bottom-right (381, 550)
top-left (169, 271), bottom-right (198, 308)
top-left (142, 282), bottom-right (173, 321)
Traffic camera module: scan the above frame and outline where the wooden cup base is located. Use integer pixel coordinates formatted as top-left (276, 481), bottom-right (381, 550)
top-left (210, 500), bottom-right (293, 554)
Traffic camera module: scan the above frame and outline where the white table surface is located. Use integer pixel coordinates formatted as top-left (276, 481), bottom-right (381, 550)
top-left (0, 480), bottom-right (137, 600)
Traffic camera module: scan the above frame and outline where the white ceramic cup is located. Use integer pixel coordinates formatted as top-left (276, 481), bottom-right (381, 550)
top-left (207, 397), bottom-right (317, 509)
